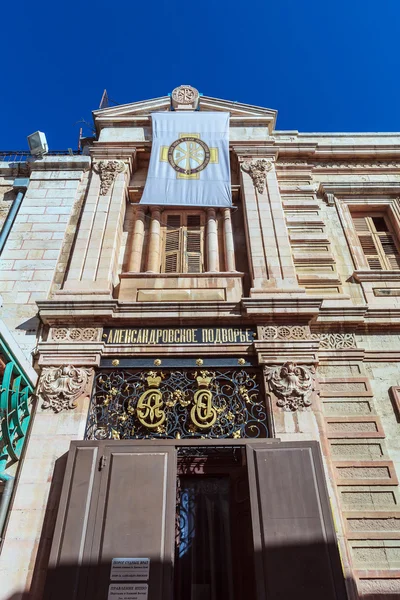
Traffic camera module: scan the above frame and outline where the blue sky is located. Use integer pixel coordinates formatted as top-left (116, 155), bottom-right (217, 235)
top-left (2, 0), bottom-right (400, 149)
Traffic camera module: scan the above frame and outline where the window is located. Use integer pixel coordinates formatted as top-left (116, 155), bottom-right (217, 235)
top-left (352, 212), bottom-right (400, 270)
top-left (162, 212), bottom-right (204, 273)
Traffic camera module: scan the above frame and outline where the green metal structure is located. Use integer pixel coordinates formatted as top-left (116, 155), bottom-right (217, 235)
top-left (0, 334), bottom-right (34, 541)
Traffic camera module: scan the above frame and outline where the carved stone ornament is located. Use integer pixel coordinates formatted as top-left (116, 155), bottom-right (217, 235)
top-left (241, 159), bottom-right (273, 194)
top-left (259, 325), bottom-right (311, 341)
top-left (314, 332), bottom-right (357, 349)
top-left (94, 160), bottom-right (126, 195)
top-left (171, 85), bottom-right (199, 109)
top-left (264, 361), bottom-right (314, 411)
top-left (38, 365), bottom-right (92, 413)
top-left (50, 327), bottom-right (101, 342)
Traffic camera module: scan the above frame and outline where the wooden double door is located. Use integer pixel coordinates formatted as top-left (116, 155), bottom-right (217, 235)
top-left (44, 440), bottom-right (347, 600)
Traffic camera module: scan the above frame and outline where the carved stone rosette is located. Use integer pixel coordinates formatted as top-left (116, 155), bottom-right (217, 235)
top-left (241, 159), bottom-right (273, 194)
top-left (94, 160), bottom-right (126, 195)
top-left (259, 325), bottom-right (311, 341)
top-left (50, 327), bottom-right (101, 342)
top-left (312, 332), bottom-right (357, 349)
top-left (38, 365), bottom-right (93, 413)
top-left (264, 361), bottom-right (314, 411)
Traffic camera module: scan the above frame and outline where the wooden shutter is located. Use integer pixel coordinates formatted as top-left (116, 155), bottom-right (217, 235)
top-left (377, 231), bottom-right (400, 269)
top-left (45, 443), bottom-right (177, 600)
top-left (45, 445), bottom-right (101, 599)
top-left (352, 215), bottom-right (384, 269)
top-left (163, 215), bottom-right (181, 273)
top-left (184, 214), bottom-right (203, 273)
top-left (352, 213), bottom-right (400, 270)
top-left (246, 442), bottom-right (347, 600)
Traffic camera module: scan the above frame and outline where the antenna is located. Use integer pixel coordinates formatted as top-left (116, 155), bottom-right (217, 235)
top-left (78, 127), bottom-right (83, 151)
top-left (99, 89), bottom-right (109, 109)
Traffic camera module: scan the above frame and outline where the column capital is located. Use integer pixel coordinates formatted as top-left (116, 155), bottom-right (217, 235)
top-left (241, 158), bottom-right (273, 195)
top-left (133, 204), bottom-right (147, 215)
top-left (149, 205), bottom-right (162, 215)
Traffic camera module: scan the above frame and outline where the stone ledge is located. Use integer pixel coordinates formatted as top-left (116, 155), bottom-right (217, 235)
top-left (354, 270), bottom-right (400, 283)
top-left (27, 156), bottom-right (91, 171)
top-left (242, 296), bottom-right (321, 319)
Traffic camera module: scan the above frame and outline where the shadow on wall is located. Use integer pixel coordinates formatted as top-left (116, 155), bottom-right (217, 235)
top-left (1, 454), bottom-right (397, 600)
top-left (4, 547), bottom-right (399, 600)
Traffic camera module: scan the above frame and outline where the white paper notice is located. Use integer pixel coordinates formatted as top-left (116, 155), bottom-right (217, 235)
top-left (110, 558), bottom-right (150, 581)
top-left (108, 583), bottom-right (148, 600)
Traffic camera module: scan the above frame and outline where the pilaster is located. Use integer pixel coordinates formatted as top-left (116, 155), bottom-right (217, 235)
top-left (236, 148), bottom-right (301, 295)
top-left (0, 362), bottom-right (95, 599)
top-left (61, 150), bottom-right (135, 297)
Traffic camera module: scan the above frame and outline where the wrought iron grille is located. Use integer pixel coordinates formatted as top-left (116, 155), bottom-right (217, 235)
top-left (85, 368), bottom-right (268, 440)
top-left (0, 337), bottom-right (33, 474)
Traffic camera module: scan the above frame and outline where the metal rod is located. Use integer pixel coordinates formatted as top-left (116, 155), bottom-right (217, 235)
top-left (0, 178), bottom-right (29, 255)
top-left (0, 473), bottom-right (14, 543)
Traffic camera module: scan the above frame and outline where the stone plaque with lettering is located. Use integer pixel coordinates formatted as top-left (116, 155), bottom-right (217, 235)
top-left (103, 327), bottom-right (256, 345)
top-left (108, 584), bottom-right (148, 600)
top-left (110, 558), bottom-right (150, 581)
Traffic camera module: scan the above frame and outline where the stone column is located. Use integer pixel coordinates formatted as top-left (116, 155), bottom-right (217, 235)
top-left (206, 207), bottom-right (219, 272)
top-left (129, 205), bottom-right (146, 272)
top-left (146, 206), bottom-right (162, 273)
top-left (223, 208), bottom-right (236, 271)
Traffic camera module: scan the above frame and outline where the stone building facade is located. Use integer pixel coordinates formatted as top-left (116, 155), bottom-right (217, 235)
top-left (1, 88), bottom-right (400, 599)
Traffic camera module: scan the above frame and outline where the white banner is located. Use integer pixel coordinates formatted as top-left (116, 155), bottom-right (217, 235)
top-left (140, 112), bottom-right (231, 207)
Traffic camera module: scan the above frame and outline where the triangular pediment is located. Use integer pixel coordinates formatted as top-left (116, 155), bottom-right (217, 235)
top-left (93, 94), bottom-right (277, 132)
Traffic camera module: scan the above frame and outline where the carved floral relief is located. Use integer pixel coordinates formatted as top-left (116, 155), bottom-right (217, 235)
top-left (50, 327), bottom-right (101, 342)
top-left (94, 160), bottom-right (126, 195)
top-left (241, 159), bottom-right (273, 194)
top-left (38, 365), bottom-right (93, 413)
top-left (264, 361), bottom-right (315, 411)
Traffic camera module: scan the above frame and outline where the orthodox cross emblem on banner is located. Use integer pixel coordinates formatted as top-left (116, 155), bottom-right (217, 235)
top-left (160, 133), bottom-right (219, 179)
top-left (140, 111), bottom-right (231, 207)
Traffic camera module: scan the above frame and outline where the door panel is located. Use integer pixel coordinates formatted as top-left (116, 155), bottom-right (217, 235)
top-left (89, 445), bottom-right (177, 600)
top-left (45, 445), bottom-right (100, 600)
top-left (246, 442), bottom-right (347, 600)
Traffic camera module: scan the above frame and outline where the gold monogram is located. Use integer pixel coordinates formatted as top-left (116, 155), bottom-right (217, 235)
top-left (137, 372), bottom-right (166, 430)
top-left (191, 371), bottom-right (217, 429)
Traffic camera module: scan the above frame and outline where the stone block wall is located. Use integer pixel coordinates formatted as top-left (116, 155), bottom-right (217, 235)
top-left (0, 157), bottom-right (90, 357)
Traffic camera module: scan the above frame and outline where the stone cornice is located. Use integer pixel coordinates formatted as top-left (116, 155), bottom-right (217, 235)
top-left (353, 270), bottom-right (400, 283)
top-left (36, 297), bottom-right (400, 330)
top-left (232, 146), bottom-right (280, 159)
top-left (254, 340), bottom-right (320, 365)
top-left (27, 155), bottom-right (91, 172)
top-left (318, 181), bottom-right (400, 196)
top-left (89, 145), bottom-right (137, 174)
top-left (241, 297), bottom-right (322, 320)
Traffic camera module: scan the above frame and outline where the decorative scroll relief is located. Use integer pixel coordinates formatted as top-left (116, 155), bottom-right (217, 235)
top-left (241, 159), bottom-right (273, 194)
top-left (38, 365), bottom-right (93, 413)
top-left (93, 160), bottom-right (126, 195)
top-left (264, 361), bottom-right (315, 411)
top-left (258, 327), bottom-right (357, 350)
top-left (259, 325), bottom-right (311, 340)
top-left (313, 333), bottom-right (357, 349)
top-left (50, 327), bottom-right (101, 342)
